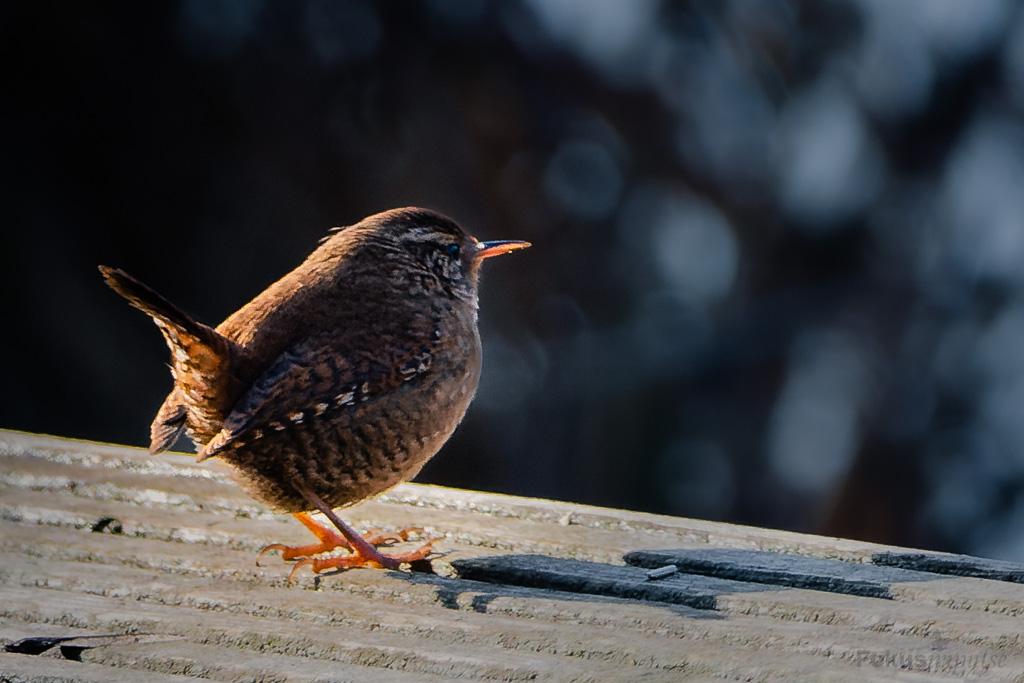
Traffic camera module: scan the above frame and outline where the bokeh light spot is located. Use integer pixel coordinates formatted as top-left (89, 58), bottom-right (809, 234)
top-left (543, 140), bottom-right (624, 220)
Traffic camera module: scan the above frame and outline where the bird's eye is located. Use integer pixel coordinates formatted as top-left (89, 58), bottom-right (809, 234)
top-left (445, 243), bottom-right (460, 258)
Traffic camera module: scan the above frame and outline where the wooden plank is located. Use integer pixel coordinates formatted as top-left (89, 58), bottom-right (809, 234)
top-left (873, 551), bottom-right (1024, 583)
top-left (450, 552), bottom-right (1024, 646)
top-left (0, 653), bottom-right (200, 683)
top-left (0, 430), bottom-right (917, 565)
top-left (2, 430), bottom-right (1024, 681)
top-left (0, 576), bottom-right (954, 683)
top-left (3, 633), bottom-right (182, 659)
top-left (453, 553), bottom-right (769, 608)
top-left (624, 548), bottom-right (964, 599)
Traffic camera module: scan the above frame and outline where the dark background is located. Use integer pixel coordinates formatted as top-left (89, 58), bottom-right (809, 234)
top-left (5, 0), bottom-right (1024, 560)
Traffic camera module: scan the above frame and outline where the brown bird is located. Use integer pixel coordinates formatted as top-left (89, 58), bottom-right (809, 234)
top-left (100, 207), bottom-right (529, 576)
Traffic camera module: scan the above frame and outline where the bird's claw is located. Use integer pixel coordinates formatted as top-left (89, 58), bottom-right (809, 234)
top-left (286, 538), bottom-right (441, 582)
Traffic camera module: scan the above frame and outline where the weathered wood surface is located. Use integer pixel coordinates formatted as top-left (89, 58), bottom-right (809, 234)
top-left (1, 429), bottom-right (1022, 681)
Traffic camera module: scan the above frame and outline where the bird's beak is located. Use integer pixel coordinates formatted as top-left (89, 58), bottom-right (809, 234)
top-left (474, 240), bottom-right (531, 260)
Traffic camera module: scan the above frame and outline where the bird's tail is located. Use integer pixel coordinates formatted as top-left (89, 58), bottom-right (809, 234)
top-left (99, 266), bottom-right (234, 453)
top-left (99, 266), bottom-right (210, 341)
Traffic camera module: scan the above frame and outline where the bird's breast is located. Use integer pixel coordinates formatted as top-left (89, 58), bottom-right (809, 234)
top-left (217, 307), bottom-right (483, 513)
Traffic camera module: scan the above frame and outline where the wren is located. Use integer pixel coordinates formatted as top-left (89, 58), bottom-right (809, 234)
top-left (101, 207), bottom-right (529, 575)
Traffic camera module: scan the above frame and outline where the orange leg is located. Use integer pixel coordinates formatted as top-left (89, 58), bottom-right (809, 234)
top-left (257, 491), bottom-right (438, 580)
top-left (257, 511), bottom-right (350, 564)
top-left (257, 513), bottom-right (426, 563)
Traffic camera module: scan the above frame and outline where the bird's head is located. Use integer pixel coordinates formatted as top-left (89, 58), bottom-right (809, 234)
top-left (323, 207), bottom-right (530, 300)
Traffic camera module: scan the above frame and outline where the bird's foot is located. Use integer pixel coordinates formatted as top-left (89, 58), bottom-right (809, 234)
top-left (287, 538), bottom-right (439, 581)
top-left (363, 527), bottom-right (426, 547)
top-left (257, 511), bottom-right (349, 564)
top-left (257, 510), bottom-right (439, 579)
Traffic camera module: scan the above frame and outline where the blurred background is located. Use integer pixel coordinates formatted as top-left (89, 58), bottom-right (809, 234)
top-left (4, 0), bottom-right (1024, 560)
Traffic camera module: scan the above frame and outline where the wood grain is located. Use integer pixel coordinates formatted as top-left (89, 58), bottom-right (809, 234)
top-left (1, 430), bottom-right (1022, 681)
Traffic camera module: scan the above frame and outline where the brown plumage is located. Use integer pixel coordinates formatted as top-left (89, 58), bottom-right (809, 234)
top-left (100, 207), bottom-right (529, 574)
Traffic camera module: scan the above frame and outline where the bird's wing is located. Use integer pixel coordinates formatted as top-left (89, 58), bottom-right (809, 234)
top-left (150, 388), bottom-right (188, 454)
top-left (196, 335), bottom-right (434, 462)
